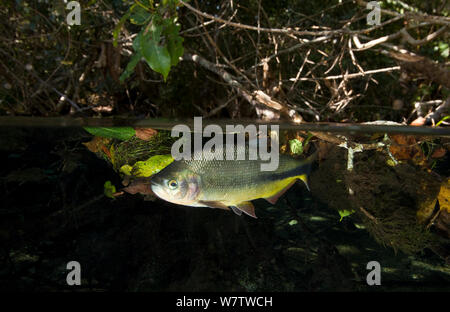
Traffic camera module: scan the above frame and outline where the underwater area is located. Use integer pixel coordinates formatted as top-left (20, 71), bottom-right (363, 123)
top-left (0, 125), bottom-right (448, 292)
top-left (1, 0), bottom-right (450, 294)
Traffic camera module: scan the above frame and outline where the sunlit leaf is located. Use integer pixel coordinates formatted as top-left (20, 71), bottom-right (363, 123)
top-left (141, 25), bottom-right (171, 80)
top-left (289, 139), bottom-right (303, 155)
top-left (131, 154), bottom-right (174, 177)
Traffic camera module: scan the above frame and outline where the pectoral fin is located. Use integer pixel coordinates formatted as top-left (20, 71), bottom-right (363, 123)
top-left (232, 201), bottom-right (257, 218)
top-left (230, 206), bottom-right (243, 216)
top-left (198, 200), bottom-right (230, 210)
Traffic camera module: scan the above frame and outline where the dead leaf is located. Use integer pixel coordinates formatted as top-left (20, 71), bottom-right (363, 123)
top-left (82, 136), bottom-right (111, 154)
top-left (431, 147), bottom-right (446, 159)
top-left (438, 178), bottom-right (450, 213)
top-left (135, 128), bottom-right (158, 141)
top-left (389, 135), bottom-right (425, 164)
top-left (123, 178), bottom-right (154, 195)
top-left (318, 141), bottom-right (334, 160)
top-left (434, 210), bottom-right (450, 239)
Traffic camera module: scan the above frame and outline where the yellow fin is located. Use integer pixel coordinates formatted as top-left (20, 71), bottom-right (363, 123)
top-left (297, 174), bottom-right (310, 191)
top-left (265, 180), bottom-right (297, 204)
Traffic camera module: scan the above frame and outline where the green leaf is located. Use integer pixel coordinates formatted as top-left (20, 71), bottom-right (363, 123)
top-left (130, 154), bottom-right (174, 177)
top-left (338, 209), bottom-right (355, 221)
top-left (84, 127), bottom-right (136, 141)
top-left (129, 4), bottom-right (151, 25)
top-left (141, 25), bottom-right (171, 80)
top-left (289, 139), bottom-right (303, 155)
top-left (436, 115), bottom-right (450, 127)
top-left (132, 31), bottom-right (143, 51)
top-left (288, 220), bottom-right (298, 226)
top-left (438, 42), bottom-right (449, 58)
top-left (104, 181), bottom-right (117, 199)
top-left (165, 21), bottom-right (184, 66)
top-left (113, 11), bottom-right (131, 47)
top-left (120, 52), bottom-right (142, 82)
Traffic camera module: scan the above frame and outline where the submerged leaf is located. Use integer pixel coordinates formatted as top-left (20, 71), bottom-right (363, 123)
top-left (82, 136), bottom-right (111, 154)
top-left (84, 127), bottom-right (136, 141)
top-left (104, 181), bottom-right (117, 199)
top-left (289, 139), bottom-right (303, 155)
top-left (338, 209), bottom-right (355, 221)
top-left (135, 128), bottom-right (158, 140)
top-left (120, 164), bottom-right (133, 176)
top-left (131, 154), bottom-right (174, 177)
top-left (438, 179), bottom-right (450, 213)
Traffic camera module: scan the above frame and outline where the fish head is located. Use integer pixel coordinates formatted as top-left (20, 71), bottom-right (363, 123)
top-left (150, 166), bottom-right (202, 206)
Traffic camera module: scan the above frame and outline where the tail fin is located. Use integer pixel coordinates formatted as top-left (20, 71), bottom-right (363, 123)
top-left (295, 149), bottom-right (318, 191)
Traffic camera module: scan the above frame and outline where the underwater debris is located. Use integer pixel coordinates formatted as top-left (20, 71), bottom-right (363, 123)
top-left (310, 146), bottom-right (446, 255)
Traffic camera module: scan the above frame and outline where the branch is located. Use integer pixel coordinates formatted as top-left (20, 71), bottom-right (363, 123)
top-left (352, 25), bottom-right (447, 51)
top-left (356, 0), bottom-right (450, 26)
top-left (426, 97), bottom-right (450, 125)
top-left (389, 51), bottom-right (450, 89)
top-left (182, 53), bottom-right (303, 122)
top-left (180, 1), bottom-right (408, 37)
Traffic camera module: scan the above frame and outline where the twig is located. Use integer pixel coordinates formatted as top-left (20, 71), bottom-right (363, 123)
top-left (352, 25), bottom-right (447, 51)
top-left (289, 66), bottom-right (401, 81)
top-left (359, 206), bottom-right (378, 224)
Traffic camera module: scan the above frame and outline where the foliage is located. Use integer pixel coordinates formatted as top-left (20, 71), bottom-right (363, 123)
top-left (1, 0), bottom-right (448, 123)
top-left (115, 0), bottom-right (184, 81)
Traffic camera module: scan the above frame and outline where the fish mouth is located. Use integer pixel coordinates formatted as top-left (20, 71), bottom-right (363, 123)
top-left (150, 178), bottom-right (159, 187)
top-left (150, 182), bottom-right (159, 191)
top-left (150, 180), bottom-right (162, 194)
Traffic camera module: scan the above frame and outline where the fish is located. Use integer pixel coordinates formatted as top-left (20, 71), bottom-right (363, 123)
top-left (150, 144), bottom-right (314, 218)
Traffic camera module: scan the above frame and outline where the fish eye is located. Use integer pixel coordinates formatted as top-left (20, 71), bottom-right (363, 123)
top-left (168, 179), bottom-right (178, 189)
